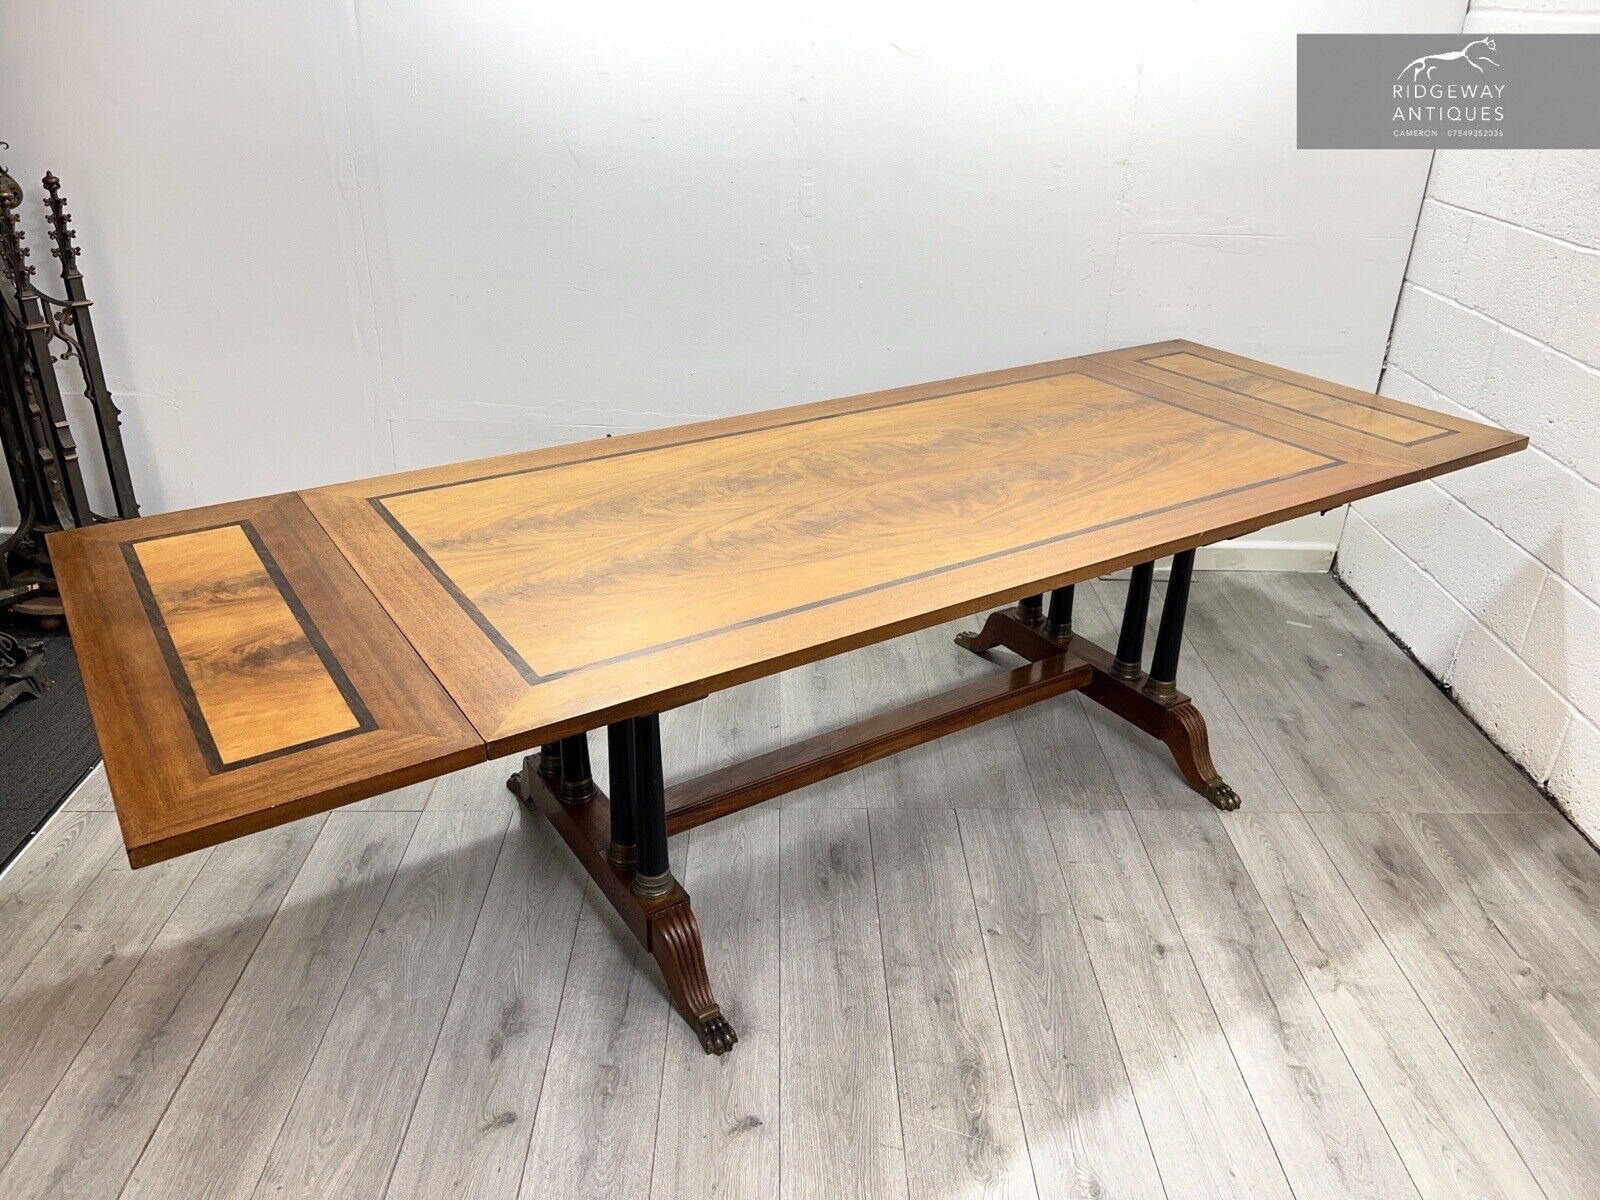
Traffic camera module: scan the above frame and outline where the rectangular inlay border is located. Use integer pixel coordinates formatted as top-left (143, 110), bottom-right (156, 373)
top-left (1137, 352), bottom-right (1455, 448)
top-left (121, 520), bottom-right (378, 774)
top-left (369, 373), bottom-right (1345, 687)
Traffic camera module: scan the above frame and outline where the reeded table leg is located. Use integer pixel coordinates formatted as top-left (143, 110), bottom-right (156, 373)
top-left (508, 715), bottom-right (738, 1055)
top-left (1158, 699), bottom-right (1239, 810)
top-left (631, 714), bottom-right (738, 1054)
top-left (1145, 550), bottom-right (1239, 811)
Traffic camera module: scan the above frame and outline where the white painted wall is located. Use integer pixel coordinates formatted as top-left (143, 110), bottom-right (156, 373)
top-left (1, 1), bottom-right (1462, 566)
top-left (1335, 3), bottom-right (1600, 831)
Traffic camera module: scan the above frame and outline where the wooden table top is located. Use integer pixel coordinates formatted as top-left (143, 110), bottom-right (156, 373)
top-left (54, 340), bottom-right (1524, 863)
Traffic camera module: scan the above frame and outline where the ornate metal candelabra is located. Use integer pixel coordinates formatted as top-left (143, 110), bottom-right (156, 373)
top-left (1, 145), bottom-right (138, 627)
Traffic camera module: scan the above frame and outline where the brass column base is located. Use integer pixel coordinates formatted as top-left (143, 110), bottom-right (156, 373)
top-left (1143, 677), bottom-right (1178, 703)
top-left (606, 841), bottom-right (637, 868)
top-left (559, 779), bottom-right (597, 804)
top-left (632, 870), bottom-right (676, 899)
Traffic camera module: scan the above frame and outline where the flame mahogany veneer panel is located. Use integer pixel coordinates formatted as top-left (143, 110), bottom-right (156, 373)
top-left (123, 521), bottom-right (370, 767)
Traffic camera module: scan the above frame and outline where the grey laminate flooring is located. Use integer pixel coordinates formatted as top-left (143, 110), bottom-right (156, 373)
top-left (1, 573), bottom-right (1594, 1199)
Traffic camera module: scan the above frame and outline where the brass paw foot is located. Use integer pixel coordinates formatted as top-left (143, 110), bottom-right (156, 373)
top-left (696, 1011), bottom-right (739, 1055)
top-left (506, 772), bottom-right (526, 800)
top-left (954, 630), bottom-right (982, 652)
top-left (651, 901), bottom-right (737, 1055)
top-left (1205, 780), bottom-right (1241, 811)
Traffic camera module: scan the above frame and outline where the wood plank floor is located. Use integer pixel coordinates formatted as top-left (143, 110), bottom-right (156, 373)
top-left (2, 572), bottom-right (1597, 1199)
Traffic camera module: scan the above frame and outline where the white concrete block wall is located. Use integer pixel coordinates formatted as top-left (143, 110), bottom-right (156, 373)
top-left (1335, 0), bottom-right (1600, 836)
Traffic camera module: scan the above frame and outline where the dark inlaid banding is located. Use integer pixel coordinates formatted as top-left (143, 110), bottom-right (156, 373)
top-left (124, 521), bottom-right (375, 772)
top-left (1140, 351), bottom-right (1453, 447)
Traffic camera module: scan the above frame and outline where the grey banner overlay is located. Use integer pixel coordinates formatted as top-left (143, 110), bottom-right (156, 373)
top-left (1299, 34), bottom-right (1600, 149)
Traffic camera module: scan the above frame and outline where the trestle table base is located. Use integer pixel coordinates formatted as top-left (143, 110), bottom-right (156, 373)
top-left (509, 571), bottom-right (1237, 1053)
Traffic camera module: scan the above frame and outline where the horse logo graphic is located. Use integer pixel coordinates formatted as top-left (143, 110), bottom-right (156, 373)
top-left (1397, 38), bottom-right (1499, 81)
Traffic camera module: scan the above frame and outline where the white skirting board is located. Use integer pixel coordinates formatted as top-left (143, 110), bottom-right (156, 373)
top-left (1106, 541), bottom-right (1335, 579)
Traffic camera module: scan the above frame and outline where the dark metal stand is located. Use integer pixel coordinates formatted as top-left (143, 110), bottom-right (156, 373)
top-left (0, 153), bottom-right (137, 624)
top-left (41, 173), bottom-right (137, 520)
top-left (0, 630), bottom-right (46, 715)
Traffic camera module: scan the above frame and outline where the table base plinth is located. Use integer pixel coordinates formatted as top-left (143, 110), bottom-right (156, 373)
top-left (956, 604), bottom-right (1239, 811)
top-left (507, 759), bottom-right (738, 1055)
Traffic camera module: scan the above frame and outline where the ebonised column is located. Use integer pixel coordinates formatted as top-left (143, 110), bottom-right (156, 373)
top-left (1044, 585), bottom-right (1075, 641)
top-left (605, 721), bottom-right (638, 867)
top-left (558, 733), bottom-right (594, 802)
top-left (631, 713), bottom-right (675, 897)
top-left (1017, 593), bottom-right (1044, 626)
top-left (1146, 549), bottom-right (1195, 701)
top-left (1112, 561), bottom-right (1155, 680)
